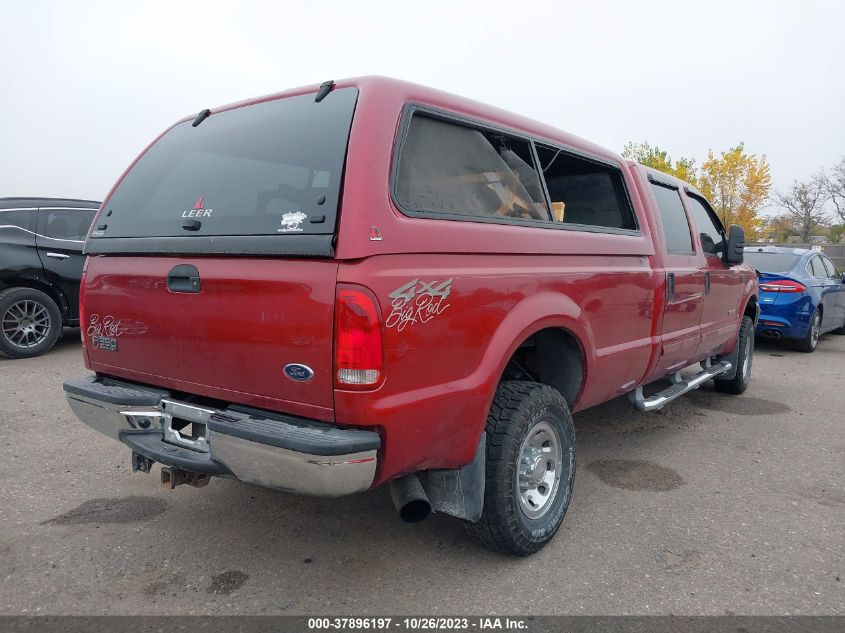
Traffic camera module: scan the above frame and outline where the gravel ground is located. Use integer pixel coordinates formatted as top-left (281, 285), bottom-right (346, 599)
top-left (0, 330), bottom-right (843, 615)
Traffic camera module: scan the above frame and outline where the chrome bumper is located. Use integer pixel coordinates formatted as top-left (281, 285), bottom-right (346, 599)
top-left (64, 376), bottom-right (379, 497)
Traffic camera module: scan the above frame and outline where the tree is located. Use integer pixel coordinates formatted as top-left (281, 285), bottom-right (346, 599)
top-left (697, 144), bottom-right (771, 241)
top-left (764, 214), bottom-right (798, 243)
top-left (773, 178), bottom-right (829, 242)
top-left (622, 141), bottom-right (770, 240)
top-left (820, 157), bottom-right (845, 224)
top-left (828, 224), bottom-right (845, 244)
top-left (621, 141), bottom-right (697, 186)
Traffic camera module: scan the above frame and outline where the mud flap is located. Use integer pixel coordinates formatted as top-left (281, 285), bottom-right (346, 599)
top-left (716, 325), bottom-right (745, 381)
top-left (425, 434), bottom-right (485, 522)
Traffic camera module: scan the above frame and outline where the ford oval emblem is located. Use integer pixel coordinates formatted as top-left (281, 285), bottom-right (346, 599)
top-left (284, 363), bottom-right (314, 382)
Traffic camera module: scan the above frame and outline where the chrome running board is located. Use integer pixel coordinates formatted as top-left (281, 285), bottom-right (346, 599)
top-left (628, 361), bottom-right (732, 412)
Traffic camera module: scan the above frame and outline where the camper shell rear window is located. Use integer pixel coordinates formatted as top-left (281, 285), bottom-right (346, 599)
top-left (87, 88), bottom-right (358, 256)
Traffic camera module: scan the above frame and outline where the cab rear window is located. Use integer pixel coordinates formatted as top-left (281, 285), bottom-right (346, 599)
top-left (95, 88), bottom-right (358, 241)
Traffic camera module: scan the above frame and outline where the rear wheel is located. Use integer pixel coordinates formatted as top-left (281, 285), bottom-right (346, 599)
top-left (793, 309), bottom-right (821, 353)
top-left (714, 316), bottom-right (754, 394)
top-left (464, 381), bottom-right (575, 556)
top-left (0, 287), bottom-right (62, 359)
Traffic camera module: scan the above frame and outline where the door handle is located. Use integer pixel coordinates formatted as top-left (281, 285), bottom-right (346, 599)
top-left (704, 272), bottom-right (711, 295)
top-left (45, 252), bottom-right (70, 260)
top-left (167, 264), bottom-right (201, 293)
top-left (667, 273), bottom-right (675, 301)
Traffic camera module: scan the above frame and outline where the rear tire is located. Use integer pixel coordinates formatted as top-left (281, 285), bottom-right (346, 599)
top-left (793, 309), bottom-right (821, 353)
top-left (714, 316), bottom-right (754, 395)
top-left (464, 381), bottom-right (575, 556)
top-left (0, 287), bottom-right (62, 359)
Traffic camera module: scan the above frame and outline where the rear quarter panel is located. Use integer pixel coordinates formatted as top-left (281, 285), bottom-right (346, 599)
top-left (336, 252), bottom-right (656, 485)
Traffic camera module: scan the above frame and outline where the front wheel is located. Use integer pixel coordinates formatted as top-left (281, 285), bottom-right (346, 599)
top-left (0, 287), bottom-right (63, 359)
top-left (714, 316), bottom-right (754, 394)
top-left (793, 309), bottom-right (821, 353)
top-left (464, 381), bottom-right (575, 556)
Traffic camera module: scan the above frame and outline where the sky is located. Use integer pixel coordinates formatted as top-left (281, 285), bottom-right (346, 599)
top-left (1, 0), bottom-right (843, 215)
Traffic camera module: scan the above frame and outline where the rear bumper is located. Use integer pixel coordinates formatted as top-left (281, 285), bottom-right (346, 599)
top-left (63, 375), bottom-right (380, 497)
top-left (756, 295), bottom-right (813, 340)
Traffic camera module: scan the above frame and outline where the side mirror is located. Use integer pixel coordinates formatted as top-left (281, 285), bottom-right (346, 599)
top-left (725, 224), bottom-right (745, 264)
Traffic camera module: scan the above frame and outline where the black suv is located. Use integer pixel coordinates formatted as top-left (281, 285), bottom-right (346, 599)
top-left (0, 198), bottom-right (99, 358)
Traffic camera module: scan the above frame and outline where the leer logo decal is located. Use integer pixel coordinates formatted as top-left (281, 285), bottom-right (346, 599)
top-left (386, 278), bottom-right (453, 332)
top-left (182, 196), bottom-right (213, 218)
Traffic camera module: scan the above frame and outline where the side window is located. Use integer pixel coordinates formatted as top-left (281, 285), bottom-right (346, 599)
top-left (685, 194), bottom-right (725, 257)
top-left (535, 144), bottom-right (637, 230)
top-left (650, 182), bottom-right (693, 254)
top-left (0, 209), bottom-right (36, 231)
top-left (809, 256), bottom-right (827, 278)
top-left (395, 114), bottom-right (549, 221)
top-left (821, 256), bottom-right (839, 279)
top-left (39, 209), bottom-right (96, 241)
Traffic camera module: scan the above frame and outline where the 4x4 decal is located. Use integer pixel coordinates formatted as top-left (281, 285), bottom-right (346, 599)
top-left (386, 278), bottom-right (453, 332)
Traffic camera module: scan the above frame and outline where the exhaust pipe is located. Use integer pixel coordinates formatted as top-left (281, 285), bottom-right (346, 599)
top-left (763, 330), bottom-right (782, 339)
top-left (388, 474), bottom-right (431, 523)
top-left (161, 467), bottom-right (211, 489)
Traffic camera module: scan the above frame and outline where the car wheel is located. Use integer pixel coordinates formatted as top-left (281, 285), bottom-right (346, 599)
top-left (464, 381), bottom-right (575, 556)
top-left (714, 316), bottom-right (754, 395)
top-left (793, 309), bottom-right (821, 353)
top-left (0, 287), bottom-right (63, 359)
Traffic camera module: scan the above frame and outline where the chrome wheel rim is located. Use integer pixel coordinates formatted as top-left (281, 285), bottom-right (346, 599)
top-left (742, 333), bottom-right (752, 380)
top-left (516, 420), bottom-right (563, 519)
top-left (811, 314), bottom-right (820, 348)
top-left (2, 300), bottom-right (51, 349)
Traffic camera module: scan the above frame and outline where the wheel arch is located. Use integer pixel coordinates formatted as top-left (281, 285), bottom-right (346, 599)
top-left (0, 276), bottom-right (68, 322)
top-left (478, 291), bottom-right (593, 427)
top-left (743, 293), bottom-right (759, 325)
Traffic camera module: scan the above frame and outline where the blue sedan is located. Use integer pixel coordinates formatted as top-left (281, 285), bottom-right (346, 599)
top-left (744, 246), bottom-right (845, 352)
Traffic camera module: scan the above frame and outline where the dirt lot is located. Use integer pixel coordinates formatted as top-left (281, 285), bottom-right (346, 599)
top-left (0, 330), bottom-right (843, 615)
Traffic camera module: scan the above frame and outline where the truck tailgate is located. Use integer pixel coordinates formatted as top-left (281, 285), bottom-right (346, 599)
top-left (83, 255), bottom-right (338, 421)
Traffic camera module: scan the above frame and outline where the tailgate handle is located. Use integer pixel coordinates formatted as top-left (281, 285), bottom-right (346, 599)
top-left (167, 264), bottom-right (201, 293)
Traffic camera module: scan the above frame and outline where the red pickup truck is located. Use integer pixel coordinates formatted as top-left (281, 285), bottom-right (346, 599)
top-left (64, 77), bottom-right (758, 555)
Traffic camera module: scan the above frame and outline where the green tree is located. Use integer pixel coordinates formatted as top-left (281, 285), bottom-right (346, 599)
top-left (828, 224), bottom-right (845, 244)
top-left (621, 141), bottom-right (697, 185)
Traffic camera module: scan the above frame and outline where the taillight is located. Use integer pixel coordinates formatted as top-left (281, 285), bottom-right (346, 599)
top-left (334, 285), bottom-right (384, 389)
top-left (759, 280), bottom-right (805, 293)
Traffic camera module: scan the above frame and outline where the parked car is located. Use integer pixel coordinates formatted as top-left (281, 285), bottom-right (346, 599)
top-left (744, 245), bottom-right (845, 352)
top-left (0, 198), bottom-right (99, 358)
top-left (63, 77), bottom-right (758, 555)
